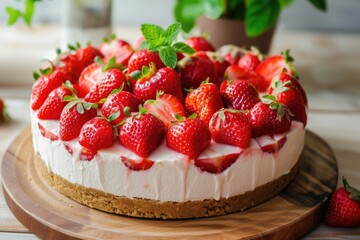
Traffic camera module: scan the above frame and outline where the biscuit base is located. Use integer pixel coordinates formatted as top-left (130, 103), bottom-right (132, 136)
top-left (35, 154), bottom-right (299, 219)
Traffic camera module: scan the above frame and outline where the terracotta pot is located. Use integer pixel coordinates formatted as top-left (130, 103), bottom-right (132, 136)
top-left (196, 16), bottom-right (276, 53)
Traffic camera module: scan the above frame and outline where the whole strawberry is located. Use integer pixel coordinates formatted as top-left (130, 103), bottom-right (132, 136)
top-left (38, 85), bottom-right (72, 120)
top-left (31, 68), bottom-right (72, 110)
top-left (325, 176), bottom-right (360, 227)
top-left (220, 80), bottom-right (260, 111)
top-left (185, 36), bottom-right (215, 52)
top-left (58, 53), bottom-right (85, 83)
top-left (99, 37), bottom-right (133, 66)
top-left (79, 117), bottom-right (116, 151)
top-left (185, 81), bottom-right (224, 125)
top-left (127, 49), bottom-right (165, 76)
top-left (166, 117), bottom-right (211, 159)
top-left (209, 109), bottom-right (251, 148)
top-left (177, 52), bottom-right (219, 89)
top-left (59, 102), bottom-right (97, 141)
top-left (101, 90), bottom-right (141, 126)
top-left (225, 65), bottom-right (268, 92)
top-left (0, 98), bottom-right (10, 123)
top-left (76, 45), bottom-right (104, 67)
top-left (238, 52), bottom-right (261, 71)
top-left (248, 100), bottom-right (291, 137)
top-left (119, 109), bottom-right (166, 158)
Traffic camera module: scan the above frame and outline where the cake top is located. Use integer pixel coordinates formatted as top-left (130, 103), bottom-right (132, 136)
top-left (31, 22), bottom-right (307, 169)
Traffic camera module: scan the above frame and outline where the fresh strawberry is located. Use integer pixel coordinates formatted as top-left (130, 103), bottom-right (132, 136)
top-left (0, 98), bottom-right (10, 123)
top-left (58, 54), bottom-right (85, 83)
top-left (209, 109), bottom-right (251, 148)
top-left (76, 45), bottom-right (104, 67)
top-left (127, 49), bottom-right (165, 76)
top-left (195, 153), bottom-right (240, 174)
top-left (166, 117), bottom-right (211, 159)
top-left (185, 82), bottom-right (224, 125)
top-left (177, 52), bottom-right (219, 89)
top-left (84, 69), bottom-right (128, 103)
top-left (121, 156), bottom-right (154, 171)
top-left (134, 35), bottom-right (145, 50)
top-left (59, 102), bottom-right (97, 141)
top-left (37, 86), bottom-right (72, 120)
top-left (79, 117), bottom-right (116, 150)
top-left (255, 134), bottom-right (287, 153)
top-left (220, 80), bottom-right (260, 111)
top-left (31, 69), bottom-right (72, 110)
top-left (205, 51), bottom-right (230, 83)
top-left (131, 63), bottom-right (184, 103)
top-left (101, 90), bottom-right (140, 126)
top-left (238, 52), bottom-right (261, 71)
top-left (144, 92), bottom-right (185, 129)
top-left (216, 44), bottom-right (244, 65)
top-left (272, 80), bottom-right (307, 126)
top-left (119, 110), bottom-right (166, 158)
top-left (248, 100), bottom-right (291, 137)
top-left (225, 65), bottom-right (268, 91)
top-left (269, 71), bottom-right (308, 105)
top-left (325, 176), bottom-right (360, 227)
top-left (38, 122), bottom-right (59, 141)
top-left (256, 49), bottom-right (297, 90)
top-left (78, 63), bottom-right (102, 94)
top-left (99, 37), bottom-right (133, 66)
top-left (185, 36), bottom-right (215, 52)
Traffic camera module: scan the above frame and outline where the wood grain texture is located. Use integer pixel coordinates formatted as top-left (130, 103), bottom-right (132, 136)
top-left (1, 127), bottom-right (338, 240)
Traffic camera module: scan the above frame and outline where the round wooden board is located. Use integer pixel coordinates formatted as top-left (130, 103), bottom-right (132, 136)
top-left (1, 127), bottom-right (338, 240)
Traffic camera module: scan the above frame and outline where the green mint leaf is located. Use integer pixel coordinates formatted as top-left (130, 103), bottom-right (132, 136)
top-left (245, 0), bottom-right (280, 37)
top-left (306, 0), bottom-right (327, 11)
top-left (174, 0), bottom-right (204, 33)
top-left (163, 22), bottom-right (181, 44)
top-left (138, 40), bottom-right (150, 50)
top-left (141, 24), bottom-right (164, 45)
top-left (5, 7), bottom-right (21, 26)
top-left (172, 42), bottom-right (195, 55)
top-left (203, 0), bottom-right (225, 19)
top-left (159, 46), bottom-right (177, 69)
top-left (148, 44), bottom-right (162, 52)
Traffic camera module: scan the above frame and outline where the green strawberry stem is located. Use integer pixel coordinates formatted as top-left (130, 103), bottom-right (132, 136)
top-left (343, 176), bottom-right (360, 201)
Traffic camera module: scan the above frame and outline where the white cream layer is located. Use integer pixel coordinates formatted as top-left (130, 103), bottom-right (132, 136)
top-left (31, 112), bottom-right (305, 202)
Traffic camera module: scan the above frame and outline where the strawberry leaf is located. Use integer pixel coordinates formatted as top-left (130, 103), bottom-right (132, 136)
top-left (83, 102), bottom-right (92, 111)
top-left (33, 72), bottom-right (40, 81)
top-left (76, 102), bottom-right (84, 114)
top-left (130, 70), bottom-right (141, 80)
top-left (109, 111), bottom-right (120, 122)
top-left (159, 46), bottom-right (177, 69)
top-left (343, 176), bottom-right (360, 201)
top-left (124, 106), bottom-right (131, 116)
top-left (172, 42), bottom-right (195, 55)
top-left (65, 101), bottom-right (77, 110)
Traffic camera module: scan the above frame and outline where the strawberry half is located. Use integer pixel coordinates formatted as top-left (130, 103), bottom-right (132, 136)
top-left (119, 110), bottom-right (166, 158)
top-left (195, 153), bottom-right (240, 174)
top-left (144, 92), bottom-right (185, 129)
top-left (166, 117), bottom-right (211, 159)
top-left (121, 156), bottom-right (154, 171)
top-left (38, 122), bottom-right (59, 141)
top-left (325, 176), bottom-right (360, 227)
top-left (209, 109), bottom-right (251, 148)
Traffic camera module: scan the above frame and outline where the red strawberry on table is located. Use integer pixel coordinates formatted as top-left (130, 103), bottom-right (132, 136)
top-left (238, 52), bottom-right (261, 72)
top-left (216, 44), bottom-right (243, 65)
top-left (166, 116), bottom-right (211, 159)
top-left (0, 98), bottom-right (10, 123)
top-left (220, 80), bottom-right (260, 111)
top-left (177, 52), bottom-right (219, 89)
top-left (131, 62), bottom-right (184, 103)
top-left (59, 101), bottom-right (97, 141)
top-left (99, 36), bottom-right (133, 66)
top-left (325, 176), bottom-right (360, 227)
top-left (119, 109), bottom-right (166, 158)
top-left (205, 52), bottom-right (230, 83)
top-left (209, 109), bottom-right (251, 148)
top-left (248, 99), bottom-right (292, 137)
top-left (144, 91), bottom-right (185, 129)
top-left (58, 53), bottom-right (85, 83)
top-left (75, 45), bottom-right (104, 67)
top-left (185, 81), bottom-right (224, 125)
top-left (79, 117), bottom-right (116, 151)
top-left (31, 68), bottom-right (72, 110)
top-left (127, 49), bottom-right (165, 76)
top-left (225, 65), bottom-right (268, 92)
top-left (185, 36), bottom-right (215, 52)
top-left (256, 49), bottom-right (297, 90)
top-left (37, 85), bottom-right (73, 120)
top-left (101, 90), bottom-right (141, 126)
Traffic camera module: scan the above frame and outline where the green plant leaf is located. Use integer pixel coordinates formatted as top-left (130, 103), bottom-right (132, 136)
top-left (245, 0), bottom-right (280, 37)
top-left (226, 0), bottom-right (245, 20)
top-left (174, 0), bottom-right (205, 33)
top-left (203, 0), bottom-right (225, 19)
top-left (278, 0), bottom-right (294, 8)
top-left (306, 0), bottom-right (327, 11)
top-left (5, 7), bottom-right (21, 26)
top-left (159, 46), bottom-right (177, 69)
top-left (163, 22), bottom-right (182, 44)
top-left (24, 0), bottom-right (37, 26)
top-left (172, 42), bottom-right (196, 55)
top-left (141, 24), bottom-right (164, 45)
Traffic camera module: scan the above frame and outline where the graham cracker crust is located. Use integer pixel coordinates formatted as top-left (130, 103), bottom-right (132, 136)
top-left (35, 154), bottom-right (299, 219)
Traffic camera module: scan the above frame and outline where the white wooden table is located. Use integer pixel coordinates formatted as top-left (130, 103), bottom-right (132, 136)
top-left (1, 25), bottom-right (360, 239)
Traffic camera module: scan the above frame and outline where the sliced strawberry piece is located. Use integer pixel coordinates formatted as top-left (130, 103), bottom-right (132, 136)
top-left (144, 93), bottom-right (185, 129)
top-left (121, 156), bottom-right (154, 171)
top-left (255, 135), bottom-right (287, 153)
top-left (78, 63), bottom-right (102, 95)
top-left (38, 122), bottom-right (59, 141)
top-left (194, 153), bottom-right (240, 174)
top-left (80, 147), bottom-right (97, 161)
top-left (225, 65), bottom-right (268, 91)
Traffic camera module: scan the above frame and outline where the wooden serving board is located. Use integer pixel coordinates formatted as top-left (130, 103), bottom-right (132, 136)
top-left (1, 127), bottom-right (338, 240)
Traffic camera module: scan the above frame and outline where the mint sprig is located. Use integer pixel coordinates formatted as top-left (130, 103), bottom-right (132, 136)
top-left (140, 22), bottom-right (195, 69)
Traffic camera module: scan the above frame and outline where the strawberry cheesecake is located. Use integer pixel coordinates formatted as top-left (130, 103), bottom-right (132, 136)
top-left (30, 23), bottom-right (307, 219)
